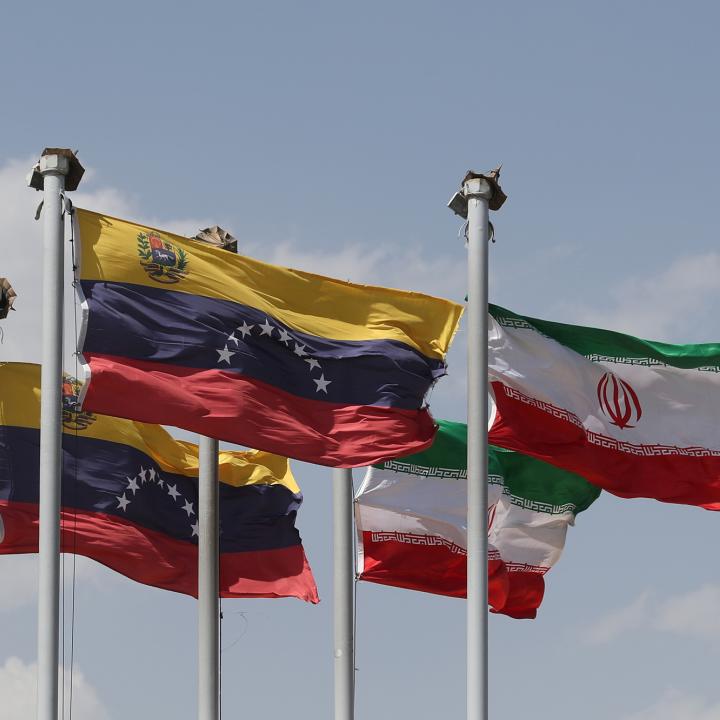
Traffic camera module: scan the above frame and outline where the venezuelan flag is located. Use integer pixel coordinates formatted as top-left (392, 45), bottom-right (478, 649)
top-left (75, 209), bottom-right (463, 467)
top-left (0, 363), bottom-right (318, 602)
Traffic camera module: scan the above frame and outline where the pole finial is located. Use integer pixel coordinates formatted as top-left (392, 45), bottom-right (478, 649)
top-left (193, 225), bottom-right (238, 254)
top-left (448, 166), bottom-right (507, 218)
top-left (463, 167), bottom-right (507, 211)
top-left (27, 148), bottom-right (85, 191)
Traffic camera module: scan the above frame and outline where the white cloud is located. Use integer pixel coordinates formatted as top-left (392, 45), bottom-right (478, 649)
top-left (571, 252), bottom-right (720, 342)
top-left (72, 186), bottom-right (135, 220)
top-left (623, 688), bottom-right (720, 720)
top-left (582, 590), bottom-right (652, 645)
top-left (0, 656), bottom-right (111, 720)
top-left (654, 584), bottom-right (720, 639)
top-left (248, 239), bottom-right (466, 303)
top-left (0, 554), bottom-right (110, 613)
top-left (260, 241), bottom-right (387, 285)
top-left (584, 583), bottom-right (720, 646)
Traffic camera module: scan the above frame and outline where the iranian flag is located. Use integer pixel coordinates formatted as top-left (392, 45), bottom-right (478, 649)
top-left (355, 420), bottom-right (599, 619)
top-left (488, 304), bottom-right (720, 509)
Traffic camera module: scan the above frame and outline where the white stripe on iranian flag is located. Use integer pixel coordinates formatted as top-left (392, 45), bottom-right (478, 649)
top-left (355, 465), bottom-right (569, 586)
top-left (489, 314), bottom-right (720, 452)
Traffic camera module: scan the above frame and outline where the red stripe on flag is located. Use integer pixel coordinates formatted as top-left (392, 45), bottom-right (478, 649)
top-left (489, 380), bottom-right (720, 510)
top-left (82, 354), bottom-right (437, 467)
top-left (0, 500), bottom-right (318, 603)
top-left (493, 572), bottom-right (545, 620)
top-left (358, 532), bottom-right (510, 611)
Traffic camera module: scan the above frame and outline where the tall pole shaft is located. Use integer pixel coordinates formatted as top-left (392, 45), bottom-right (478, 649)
top-left (37, 157), bottom-right (68, 720)
top-left (333, 467), bottom-right (354, 720)
top-left (193, 233), bottom-right (235, 720)
top-left (198, 436), bottom-right (220, 720)
top-left (465, 178), bottom-right (491, 720)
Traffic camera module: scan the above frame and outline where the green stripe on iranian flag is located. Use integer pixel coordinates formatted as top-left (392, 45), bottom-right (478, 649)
top-left (355, 420), bottom-right (599, 619)
top-left (488, 304), bottom-right (720, 509)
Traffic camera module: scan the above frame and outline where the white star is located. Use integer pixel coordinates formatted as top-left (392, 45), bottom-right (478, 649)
top-left (139, 467), bottom-right (148, 483)
top-left (191, 522), bottom-right (199, 537)
top-left (294, 343), bottom-right (307, 357)
top-left (236, 321), bottom-right (253, 338)
top-left (116, 494), bottom-right (131, 511)
top-left (126, 476), bottom-right (139, 495)
top-left (217, 345), bottom-right (235, 364)
top-left (157, 476), bottom-right (164, 488)
top-left (183, 500), bottom-right (195, 517)
top-left (278, 328), bottom-right (292, 345)
top-left (314, 374), bottom-right (331, 393)
top-left (167, 484), bottom-right (180, 501)
top-left (305, 357), bottom-right (321, 372)
top-left (227, 332), bottom-right (238, 345)
top-left (259, 318), bottom-right (274, 336)
top-left (148, 467), bottom-right (156, 481)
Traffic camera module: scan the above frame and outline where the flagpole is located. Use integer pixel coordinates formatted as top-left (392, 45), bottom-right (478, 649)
top-left (193, 225), bottom-right (237, 720)
top-left (194, 227), bottom-right (236, 720)
top-left (333, 467), bottom-right (354, 720)
top-left (198, 436), bottom-right (220, 720)
top-left (449, 169), bottom-right (505, 720)
top-left (466, 176), bottom-right (491, 720)
top-left (32, 148), bottom-right (83, 720)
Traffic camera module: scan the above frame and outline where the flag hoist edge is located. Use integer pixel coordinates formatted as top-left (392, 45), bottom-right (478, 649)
top-left (0, 363), bottom-right (318, 602)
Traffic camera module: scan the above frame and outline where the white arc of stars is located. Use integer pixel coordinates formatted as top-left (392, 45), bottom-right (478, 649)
top-left (115, 466), bottom-right (198, 537)
top-left (218, 315), bottom-right (333, 394)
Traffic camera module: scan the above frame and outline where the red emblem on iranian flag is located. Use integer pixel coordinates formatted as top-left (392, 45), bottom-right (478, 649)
top-left (597, 372), bottom-right (642, 429)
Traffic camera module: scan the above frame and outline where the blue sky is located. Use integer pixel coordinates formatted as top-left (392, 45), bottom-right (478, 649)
top-left (2, 1), bottom-right (720, 718)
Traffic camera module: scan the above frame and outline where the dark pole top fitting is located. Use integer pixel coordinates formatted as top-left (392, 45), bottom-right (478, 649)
top-left (28, 148), bottom-right (85, 191)
top-left (462, 167), bottom-right (507, 211)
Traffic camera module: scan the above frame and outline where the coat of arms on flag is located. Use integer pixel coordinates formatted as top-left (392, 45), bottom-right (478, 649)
top-left (62, 376), bottom-right (96, 431)
top-left (137, 230), bottom-right (188, 283)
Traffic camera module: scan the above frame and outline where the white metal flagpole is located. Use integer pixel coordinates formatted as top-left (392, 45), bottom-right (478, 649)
top-left (333, 467), bottom-right (354, 720)
top-left (198, 435), bottom-right (220, 720)
top-left (465, 176), bottom-right (491, 720)
top-left (193, 226), bottom-right (237, 720)
top-left (31, 148), bottom-right (83, 720)
top-left (449, 169), bottom-right (505, 720)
